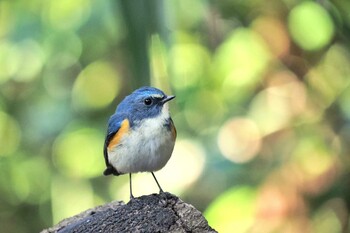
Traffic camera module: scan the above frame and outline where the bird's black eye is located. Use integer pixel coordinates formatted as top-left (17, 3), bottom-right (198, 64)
top-left (144, 97), bottom-right (152, 105)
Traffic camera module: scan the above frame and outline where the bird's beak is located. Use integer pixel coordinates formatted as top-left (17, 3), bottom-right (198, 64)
top-left (162, 95), bottom-right (175, 104)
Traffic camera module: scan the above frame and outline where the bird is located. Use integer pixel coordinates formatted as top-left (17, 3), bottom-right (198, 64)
top-left (103, 86), bottom-right (176, 199)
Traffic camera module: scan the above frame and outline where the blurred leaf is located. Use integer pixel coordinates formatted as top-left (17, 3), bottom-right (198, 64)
top-left (288, 2), bottom-right (335, 51)
top-left (51, 176), bottom-right (93, 224)
top-left (0, 111), bottom-right (21, 156)
top-left (53, 127), bottom-right (105, 178)
top-left (72, 61), bottom-right (121, 110)
top-left (204, 186), bottom-right (256, 233)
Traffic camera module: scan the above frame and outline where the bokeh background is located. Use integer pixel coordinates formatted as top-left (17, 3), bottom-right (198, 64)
top-left (1, 0), bottom-right (350, 232)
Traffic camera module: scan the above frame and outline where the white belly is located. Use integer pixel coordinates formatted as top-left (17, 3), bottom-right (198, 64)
top-left (108, 115), bottom-right (175, 174)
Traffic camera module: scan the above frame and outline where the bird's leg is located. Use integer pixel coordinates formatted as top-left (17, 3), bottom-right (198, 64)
top-left (129, 173), bottom-right (134, 199)
top-left (151, 172), bottom-right (164, 193)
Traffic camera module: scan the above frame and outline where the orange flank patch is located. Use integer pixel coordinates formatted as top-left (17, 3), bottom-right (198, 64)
top-left (170, 119), bottom-right (177, 139)
top-left (107, 119), bottom-right (130, 151)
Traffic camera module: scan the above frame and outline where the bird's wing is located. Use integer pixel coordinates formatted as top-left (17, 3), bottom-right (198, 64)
top-left (103, 114), bottom-right (130, 176)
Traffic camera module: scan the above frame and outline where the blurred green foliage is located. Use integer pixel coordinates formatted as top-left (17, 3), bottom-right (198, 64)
top-left (1, 0), bottom-right (350, 232)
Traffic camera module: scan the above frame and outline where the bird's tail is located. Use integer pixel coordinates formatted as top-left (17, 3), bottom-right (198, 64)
top-left (103, 166), bottom-right (121, 176)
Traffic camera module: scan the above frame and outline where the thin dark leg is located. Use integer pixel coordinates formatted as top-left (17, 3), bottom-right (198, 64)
top-left (151, 172), bottom-right (163, 193)
top-left (129, 173), bottom-right (134, 199)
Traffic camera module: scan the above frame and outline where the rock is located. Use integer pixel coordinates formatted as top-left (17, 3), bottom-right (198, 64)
top-left (41, 192), bottom-right (217, 233)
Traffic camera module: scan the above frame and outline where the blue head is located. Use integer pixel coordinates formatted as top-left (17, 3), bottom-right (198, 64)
top-left (116, 87), bottom-right (175, 123)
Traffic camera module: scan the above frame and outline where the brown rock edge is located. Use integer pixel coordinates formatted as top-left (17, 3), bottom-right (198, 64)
top-left (41, 192), bottom-right (217, 233)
